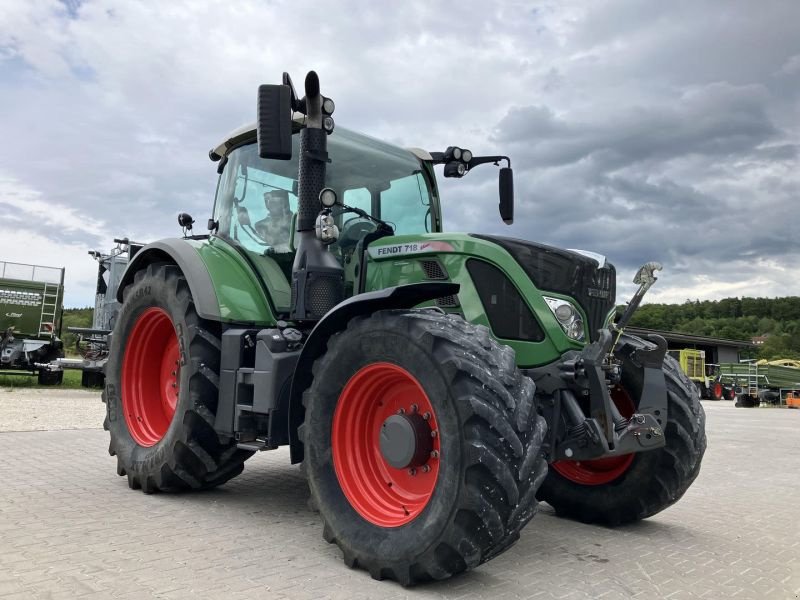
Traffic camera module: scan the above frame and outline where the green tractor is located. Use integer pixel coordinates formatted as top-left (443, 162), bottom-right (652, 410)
top-left (104, 72), bottom-right (706, 585)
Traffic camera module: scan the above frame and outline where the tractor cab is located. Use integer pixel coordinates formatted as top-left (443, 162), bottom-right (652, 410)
top-left (210, 125), bottom-right (441, 312)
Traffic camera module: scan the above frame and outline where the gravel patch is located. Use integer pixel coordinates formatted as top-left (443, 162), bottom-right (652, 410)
top-left (0, 387), bottom-right (105, 432)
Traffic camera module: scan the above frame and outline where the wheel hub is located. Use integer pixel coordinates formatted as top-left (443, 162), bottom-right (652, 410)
top-left (331, 362), bottom-right (441, 527)
top-left (380, 413), bottom-right (433, 469)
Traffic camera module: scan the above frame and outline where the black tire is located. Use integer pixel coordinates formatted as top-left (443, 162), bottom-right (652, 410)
top-left (103, 263), bottom-right (252, 493)
top-left (694, 381), bottom-right (710, 400)
top-left (300, 310), bottom-right (548, 585)
top-left (538, 334), bottom-right (706, 526)
top-left (37, 369), bottom-right (63, 385)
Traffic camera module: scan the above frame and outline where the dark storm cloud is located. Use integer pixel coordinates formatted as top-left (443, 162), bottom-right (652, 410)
top-left (494, 83), bottom-right (778, 169)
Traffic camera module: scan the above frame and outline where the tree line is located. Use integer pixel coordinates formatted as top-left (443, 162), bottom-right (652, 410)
top-left (61, 296), bottom-right (800, 360)
top-left (629, 296), bottom-right (800, 359)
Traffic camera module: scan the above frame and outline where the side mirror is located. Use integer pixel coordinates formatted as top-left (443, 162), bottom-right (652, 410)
top-left (499, 167), bottom-right (514, 225)
top-left (257, 84), bottom-right (292, 160)
top-left (178, 212), bottom-right (194, 230)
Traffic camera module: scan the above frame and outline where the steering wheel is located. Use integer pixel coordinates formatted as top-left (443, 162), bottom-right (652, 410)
top-left (338, 217), bottom-right (377, 252)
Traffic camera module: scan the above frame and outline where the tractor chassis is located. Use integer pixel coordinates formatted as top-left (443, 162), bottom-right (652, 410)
top-left (211, 283), bottom-right (461, 454)
top-left (529, 330), bottom-right (669, 463)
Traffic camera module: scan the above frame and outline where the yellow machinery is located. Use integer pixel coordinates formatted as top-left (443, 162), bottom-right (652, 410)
top-left (669, 349), bottom-right (724, 399)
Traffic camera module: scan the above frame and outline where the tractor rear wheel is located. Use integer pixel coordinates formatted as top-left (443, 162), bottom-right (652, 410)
top-left (300, 310), bottom-right (547, 585)
top-left (103, 263), bottom-right (252, 493)
top-left (538, 334), bottom-right (706, 526)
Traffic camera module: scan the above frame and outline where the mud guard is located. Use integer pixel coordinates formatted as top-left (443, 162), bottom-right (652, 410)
top-left (116, 240), bottom-right (222, 321)
top-left (288, 282), bottom-right (460, 463)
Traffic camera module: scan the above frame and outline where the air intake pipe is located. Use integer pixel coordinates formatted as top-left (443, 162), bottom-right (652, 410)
top-left (289, 72), bottom-right (344, 321)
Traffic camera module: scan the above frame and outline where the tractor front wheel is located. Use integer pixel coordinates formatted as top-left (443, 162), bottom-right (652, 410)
top-left (300, 310), bottom-right (547, 585)
top-left (103, 263), bottom-right (252, 492)
top-left (538, 334), bottom-right (706, 526)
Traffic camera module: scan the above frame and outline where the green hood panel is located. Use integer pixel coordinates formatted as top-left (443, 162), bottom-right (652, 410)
top-left (364, 233), bottom-right (586, 367)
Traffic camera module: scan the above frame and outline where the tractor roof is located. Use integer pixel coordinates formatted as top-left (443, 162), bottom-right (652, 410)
top-left (211, 121), bottom-right (432, 162)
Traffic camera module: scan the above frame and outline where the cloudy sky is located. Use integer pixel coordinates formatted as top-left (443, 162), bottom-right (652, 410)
top-left (1, 0), bottom-right (798, 307)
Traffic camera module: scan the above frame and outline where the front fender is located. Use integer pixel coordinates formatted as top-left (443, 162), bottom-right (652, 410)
top-left (117, 238), bottom-right (277, 325)
top-left (287, 281), bottom-right (460, 463)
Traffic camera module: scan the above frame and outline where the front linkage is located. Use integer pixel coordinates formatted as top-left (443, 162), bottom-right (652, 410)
top-left (536, 329), bottom-right (668, 463)
top-left (533, 262), bottom-right (669, 463)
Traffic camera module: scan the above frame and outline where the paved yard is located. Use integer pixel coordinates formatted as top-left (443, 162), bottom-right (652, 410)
top-left (0, 390), bottom-right (798, 600)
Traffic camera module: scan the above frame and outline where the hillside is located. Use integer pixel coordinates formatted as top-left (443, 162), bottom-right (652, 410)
top-left (61, 298), bottom-right (800, 361)
top-left (629, 297), bottom-right (800, 359)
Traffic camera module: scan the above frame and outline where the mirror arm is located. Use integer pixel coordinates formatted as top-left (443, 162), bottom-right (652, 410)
top-left (467, 155), bottom-right (511, 169)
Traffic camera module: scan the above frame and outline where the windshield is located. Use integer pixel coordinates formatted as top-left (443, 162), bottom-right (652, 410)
top-left (213, 127), bottom-right (436, 254)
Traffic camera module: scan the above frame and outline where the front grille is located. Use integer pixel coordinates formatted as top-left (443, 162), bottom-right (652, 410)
top-left (471, 235), bottom-right (616, 342)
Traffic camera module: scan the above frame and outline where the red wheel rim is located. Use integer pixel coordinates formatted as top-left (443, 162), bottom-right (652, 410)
top-left (121, 307), bottom-right (181, 447)
top-left (712, 382), bottom-right (723, 399)
top-left (332, 362), bottom-right (440, 527)
top-left (552, 386), bottom-right (636, 486)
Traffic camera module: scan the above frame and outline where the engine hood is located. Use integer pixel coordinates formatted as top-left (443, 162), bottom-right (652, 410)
top-left (470, 234), bottom-right (616, 341)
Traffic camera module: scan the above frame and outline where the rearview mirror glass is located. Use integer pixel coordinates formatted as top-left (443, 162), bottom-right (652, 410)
top-left (499, 167), bottom-right (514, 225)
top-left (257, 84), bottom-right (292, 160)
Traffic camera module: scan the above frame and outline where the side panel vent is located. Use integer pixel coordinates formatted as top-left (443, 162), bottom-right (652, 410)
top-left (466, 259), bottom-right (545, 342)
top-left (420, 259), bottom-right (448, 280)
top-left (435, 295), bottom-right (460, 308)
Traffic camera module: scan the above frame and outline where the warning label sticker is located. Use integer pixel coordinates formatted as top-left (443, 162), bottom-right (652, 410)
top-left (368, 241), bottom-right (455, 259)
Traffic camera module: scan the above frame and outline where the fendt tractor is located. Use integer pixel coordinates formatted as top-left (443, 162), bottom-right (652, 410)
top-left (104, 72), bottom-right (706, 585)
top-left (1, 260), bottom-right (65, 384)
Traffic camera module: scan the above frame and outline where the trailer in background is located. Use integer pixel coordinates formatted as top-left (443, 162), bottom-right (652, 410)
top-left (719, 360), bottom-right (800, 407)
top-left (0, 261), bottom-right (65, 384)
top-left (56, 239), bottom-right (142, 387)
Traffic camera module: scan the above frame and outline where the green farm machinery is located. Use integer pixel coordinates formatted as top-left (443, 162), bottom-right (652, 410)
top-left (0, 260), bottom-right (65, 384)
top-left (719, 360), bottom-right (800, 407)
top-left (104, 71), bottom-right (706, 584)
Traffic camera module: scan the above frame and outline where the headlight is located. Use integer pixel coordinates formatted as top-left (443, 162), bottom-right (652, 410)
top-left (544, 296), bottom-right (586, 341)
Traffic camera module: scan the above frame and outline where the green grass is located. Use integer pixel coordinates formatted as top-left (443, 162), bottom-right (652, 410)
top-left (0, 369), bottom-right (84, 390)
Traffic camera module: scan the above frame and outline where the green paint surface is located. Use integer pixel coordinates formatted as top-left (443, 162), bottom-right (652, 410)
top-left (187, 237), bottom-right (278, 325)
top-left (364, 233), bottom-right (585, 367)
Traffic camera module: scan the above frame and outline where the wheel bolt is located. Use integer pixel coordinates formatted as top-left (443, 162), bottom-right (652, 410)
top-left (410, 404), bottom-right (418, 413)
top-left (431, 430), bottom-right (438, 438)
top-left (423, 412), bottom-right (431, 420)
top-left (422, 464), bottom-right (431, 473)
top-left (430, 450), bottom-right (439, 459)
top-left (397, 408), bottom-right (405, 415)
top-left (408, 468), bottom-right (417, 476)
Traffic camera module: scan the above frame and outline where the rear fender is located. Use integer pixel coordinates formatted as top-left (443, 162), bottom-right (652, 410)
top-left (117, 238), bottom-right (276, 325)
top-left (288, 282), bottom-right (460, 463)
